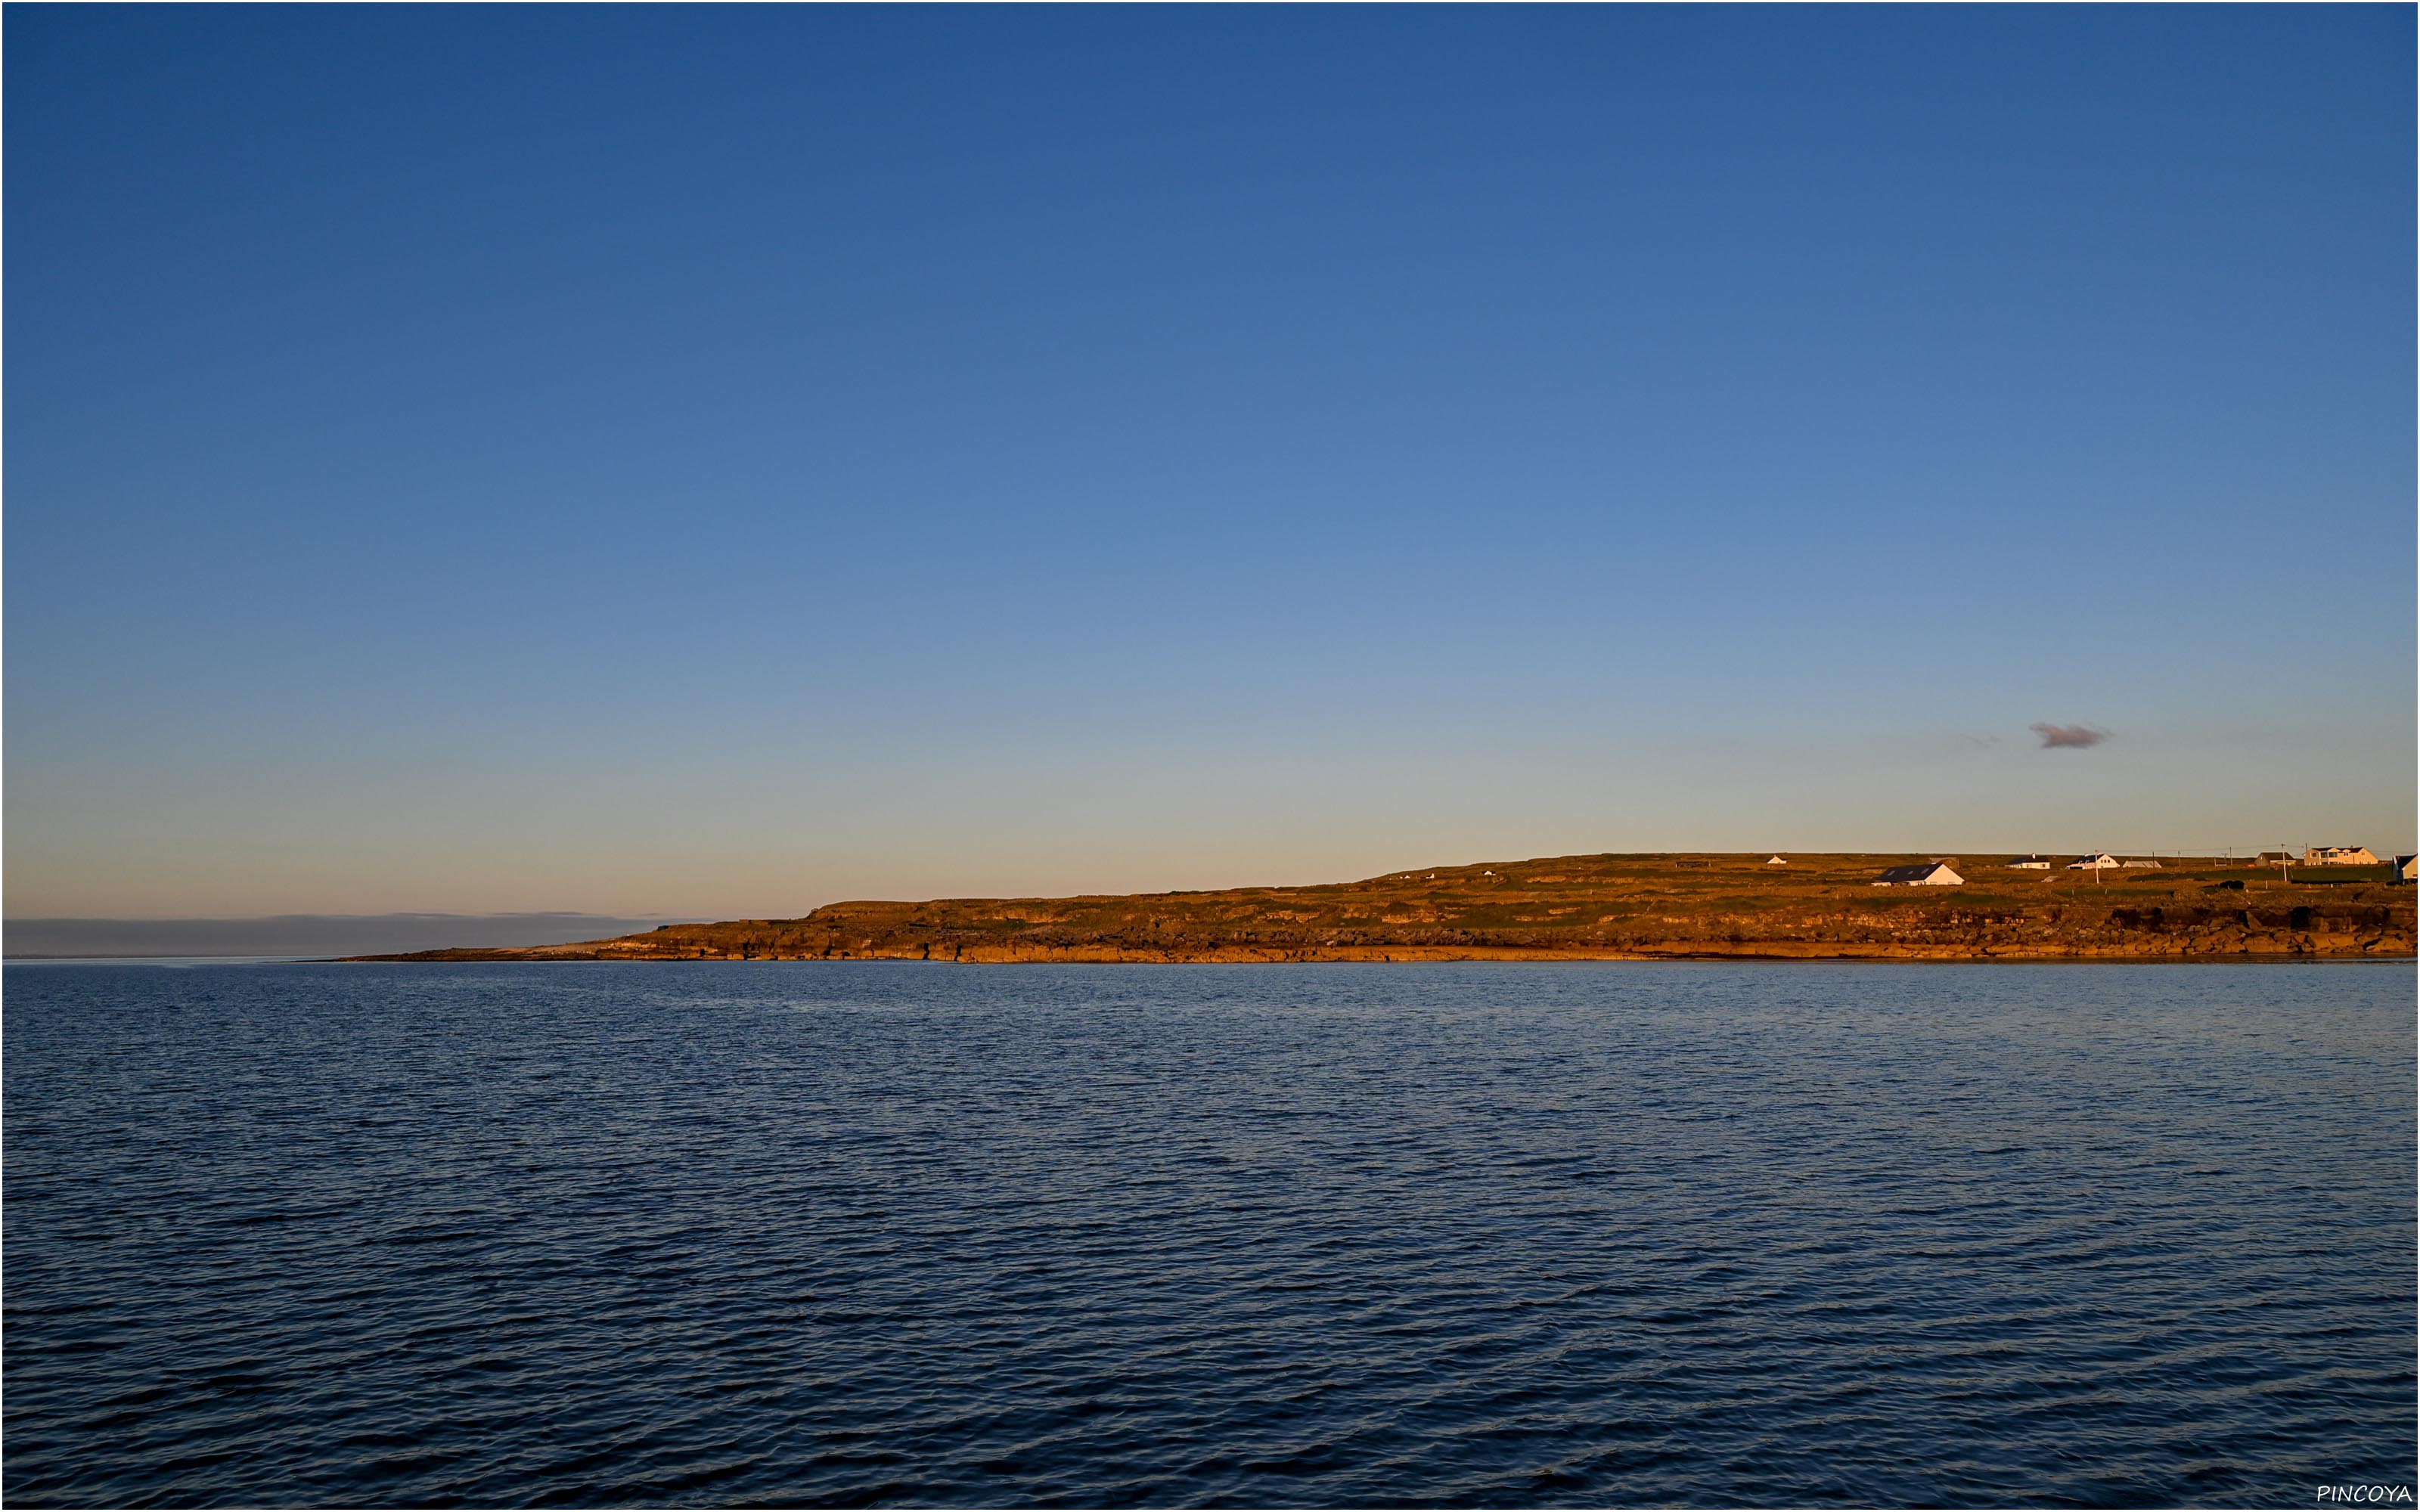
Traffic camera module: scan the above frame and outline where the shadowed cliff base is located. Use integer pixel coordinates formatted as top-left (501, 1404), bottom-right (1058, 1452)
top-left (353, 854), bottom-right (2415, 963)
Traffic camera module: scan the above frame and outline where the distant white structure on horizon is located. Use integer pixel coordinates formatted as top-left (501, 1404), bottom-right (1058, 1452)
top-left (1875, 862), bottom-right (1962, 887)
top-left (1766, 855), bottom-right (1788, 866)
top-left (2068, 853), bottom-right (2118, 870)
top-left (2393, 856), bottom-right (2418, 883)
top-left (2005, 855), bottom-right (2052, 869)
top-left (2121, 858), bottom-right (2162, 869)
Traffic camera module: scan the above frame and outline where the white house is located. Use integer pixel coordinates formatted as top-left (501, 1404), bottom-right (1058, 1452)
top-left (2121, 858), bottom-right (2162, 869)
top-left (1766, 855), bottom-right (1788, 866)
top-left (2393, 856), bottom-right (2417, 883)
top-left (2067, 854), bottom-right (2118, 870)
top-left (2304, 846), bottom-right (2378, 866)
top-left (2005, 855), bottom-right (2052, 869)
top-left (1876, 862), bottom-right (1962, 886)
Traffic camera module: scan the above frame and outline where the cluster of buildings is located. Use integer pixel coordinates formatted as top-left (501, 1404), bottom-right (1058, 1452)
top-left (2000, 853), bottom-right (2158, 871)
top-left (1863, 848), bottom-right (2417, 886)
top-left (2273, 847), bottom-right (2417, 881)
top-left (2253, 847), bottom-right (2406, 871)
top-left (1872, 855), bottom-right (2156, 886)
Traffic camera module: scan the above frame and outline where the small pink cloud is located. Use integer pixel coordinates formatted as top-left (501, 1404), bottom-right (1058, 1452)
top-left (2031, 722), bottom-right (2111, 750)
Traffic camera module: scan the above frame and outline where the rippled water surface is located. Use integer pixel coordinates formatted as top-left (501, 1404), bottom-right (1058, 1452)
top-left (6, 962), bottom-right (2413, 1506)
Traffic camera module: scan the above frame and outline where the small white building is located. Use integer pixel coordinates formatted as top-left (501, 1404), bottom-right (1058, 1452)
top-left (2392, 856), bottom-right (2417, 883)
top-left (2304, 846), bottom-right (2378, 866)
top-left (2121, 858), bottom-right (2162, 869)
top-left (1765, 855), bottom-right (1788, 866)
top-left (2005, 855), bottom-right (2052, 869)
top-left (2067, 854), bottom-right (2118, 870)
top-left (1876, 862), bottom-right (1962, 886)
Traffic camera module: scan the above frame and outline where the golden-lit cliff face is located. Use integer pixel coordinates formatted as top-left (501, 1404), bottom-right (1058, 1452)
top-left (361, 854), bottom-right (2417, 962)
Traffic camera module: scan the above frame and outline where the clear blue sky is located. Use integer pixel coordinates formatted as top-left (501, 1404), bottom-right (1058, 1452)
top-left (8, 5), bottom-right (2412, 919)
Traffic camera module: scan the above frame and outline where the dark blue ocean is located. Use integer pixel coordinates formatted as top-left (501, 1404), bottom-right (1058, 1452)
top-left (5, 962), bottom-right (2413, 1507)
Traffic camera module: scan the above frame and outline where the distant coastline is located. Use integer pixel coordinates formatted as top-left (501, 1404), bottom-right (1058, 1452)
top-left (351, 854), bottom-right (2416, 964)
top-left (5, 914), bottom-right (698, 962)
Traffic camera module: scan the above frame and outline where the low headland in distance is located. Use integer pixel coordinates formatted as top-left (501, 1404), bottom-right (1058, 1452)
top-left (3, 913), bottom-right (693, 961)
top-left (356, 852), bottom-right (2416, 964)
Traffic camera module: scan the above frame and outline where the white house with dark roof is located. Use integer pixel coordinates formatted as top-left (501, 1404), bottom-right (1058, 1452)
top-left (2067, 853), bottom-right (2118, 870)
top-left (2005, 855), bottom-right (2052, 869)
top-left (1874, 862), bottom-right (1961, 886)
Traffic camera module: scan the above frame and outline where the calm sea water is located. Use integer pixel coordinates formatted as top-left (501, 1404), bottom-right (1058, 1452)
top-left (5, 962), bottom-right (2412, 1507)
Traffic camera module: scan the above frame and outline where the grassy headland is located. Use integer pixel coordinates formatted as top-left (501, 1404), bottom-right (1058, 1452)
top-left (356, 853), bottom-right (2415, 962)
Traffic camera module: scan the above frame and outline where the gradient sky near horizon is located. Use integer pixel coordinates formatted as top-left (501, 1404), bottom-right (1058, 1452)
top-left (8, 5), bottom-right (2413, 920)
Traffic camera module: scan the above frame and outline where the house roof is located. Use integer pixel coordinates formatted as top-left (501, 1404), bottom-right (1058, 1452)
top-left (1876, 863), bottom-right (1950, 883)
